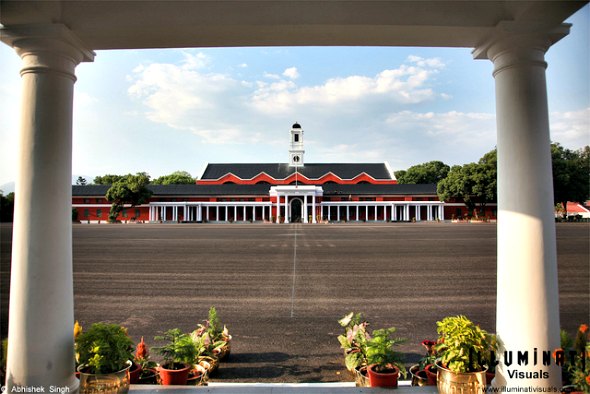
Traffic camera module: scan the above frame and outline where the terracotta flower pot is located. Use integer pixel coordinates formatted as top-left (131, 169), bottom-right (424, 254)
top-left (137, 368), bottom-right (158, 385)
top-left (367, 364), bottom-right (400, 388)
top-left (129, 362), bottom-right (142, 384)
top-left (424, 363), bottom-right (438, 385)
top-left (409, 364), bottom-right (429, 387)
top-left (158, 363), bottom-right (190, 385)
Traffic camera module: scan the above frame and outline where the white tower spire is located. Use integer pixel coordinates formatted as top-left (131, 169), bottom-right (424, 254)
top-left (289, 122), bottom-right (305, 167)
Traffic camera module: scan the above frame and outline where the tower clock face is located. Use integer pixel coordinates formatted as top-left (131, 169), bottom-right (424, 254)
top-left (293, 155), bottom-right (300, 163)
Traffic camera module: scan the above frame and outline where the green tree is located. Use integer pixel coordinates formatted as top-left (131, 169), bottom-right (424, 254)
top-left (94, 174), bottom-right (125, 185)
top-left (76, 176), bottom-right (87, 186)
top-left (152, 171), bottom-right (195, 185)
top-left (105, 172), bottom-right (152, 222)
top-left (395, 161), bottom-right (450, 184)
top-left (437, 149), bottom-right (497, 216)
top-left (552, 143), bottom-right (590, 218)
top-left (0, 192), bottom-right (15, 222)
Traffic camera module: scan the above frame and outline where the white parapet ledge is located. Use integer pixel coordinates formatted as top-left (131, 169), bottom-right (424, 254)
top-left (129, 382), bottom-right (438, 393)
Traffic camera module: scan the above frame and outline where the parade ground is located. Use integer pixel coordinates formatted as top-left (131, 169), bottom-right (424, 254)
top-left (0, 222), bottom-right (588, 383)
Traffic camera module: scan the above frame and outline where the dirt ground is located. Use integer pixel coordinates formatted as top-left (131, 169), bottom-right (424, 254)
top-left (0, 222), bottom-right (588, 383)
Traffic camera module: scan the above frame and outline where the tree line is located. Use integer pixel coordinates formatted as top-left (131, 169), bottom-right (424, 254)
top-left (394, 143), bottom-right (589, 218)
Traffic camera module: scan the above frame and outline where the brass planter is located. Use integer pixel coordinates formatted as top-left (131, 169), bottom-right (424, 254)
top-left (78, 360), bottom-right (131, 394)
top-left (436, 363), bottom-right (487, 394)
top-left (354, 366), bottom-right (370, 387)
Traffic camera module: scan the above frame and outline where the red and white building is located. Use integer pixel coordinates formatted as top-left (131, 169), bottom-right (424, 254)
top-left (72, 123), bottom-right (498, 223)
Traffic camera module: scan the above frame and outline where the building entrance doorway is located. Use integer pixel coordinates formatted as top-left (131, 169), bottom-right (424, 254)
top-left (290, 198), bottom-right (303, 223)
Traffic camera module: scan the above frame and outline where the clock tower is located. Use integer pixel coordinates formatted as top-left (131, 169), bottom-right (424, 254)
top-left (289, 122), bottom-right (305, 167)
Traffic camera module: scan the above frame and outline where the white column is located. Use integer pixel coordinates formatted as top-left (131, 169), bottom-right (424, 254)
top-left (276, 195), bottom-right (280, 223)
top-left (327, 205), bottom-right (331, 221)
top-left (337, 205), bottom-right (340, 222)
top-left (303, 195), bottom-right (308, 223)
top-left (356, 205), bottom-right (359, 221)
top-left (365, 205), bottom-right (369, 221)
top-left (346, 205), bottom-right (350, 221)
top-left (262, 205), bottom-right (266, 221)
top-left (3, 24), bottom-right (94, 392)
top-left (243, 205), bottom-right (247, 222)
top-left (416, 205), bottom-right (421, 221)
top-left (197, 205), bottom-right (202, 222)
top-left (474, 22), bottom-right (569, 390)
top-left (312, 195), bottom-right (317, 223)
top-left (206, 206), bottom-right (210, 221)
top-left (284, 195), bottom-right (289, 223)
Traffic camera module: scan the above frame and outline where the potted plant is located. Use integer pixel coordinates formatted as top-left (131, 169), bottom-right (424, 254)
top-left (434, 315), bottom-right (490, 394)
top-left (75, 322), bottom-right (135, 394)
top-left (194, 307), bottom-right (232, 360)
top-left (365, 327), bottom-right (407, 387)
top-left (409, 339), bottom-right (438, 386)
top-left (153, 328), bottom-right (198, 385)
top-left (337, 312), bottom-right (370, 387)
top-left (483, 333), bottom-right (498, 385)
top-left (559, 324), bottom-right (589, 394)
top-left (134, 336), bottom-right (159, 384)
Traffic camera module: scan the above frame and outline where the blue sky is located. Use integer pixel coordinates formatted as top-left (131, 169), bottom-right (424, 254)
top-left (0, 5), bottom-right (588, 190)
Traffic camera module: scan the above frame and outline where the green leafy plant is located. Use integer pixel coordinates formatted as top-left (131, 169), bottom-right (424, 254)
top-left (337, 312), bottom-right (370, 371)
top-left (196, 306), bottom-right (231, 343)
top-left (435, 315), bottom-right (490, 373)
top-left (559, 324), bottom-right (590, 392)
top-left (154, 328), bottom-right (197, 369)
top-left (75, 322), bottom-right (134, 374)
top-left (365, 327), bottom-right (407, 377)
top-left (1, 337), bottom-right (7, 384)
top-left (191, 307), bottom-right (231, 358)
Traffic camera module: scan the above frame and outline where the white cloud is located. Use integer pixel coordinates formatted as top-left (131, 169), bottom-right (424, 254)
top-left (127, 52), bottom-right (253, 143)
top-left (550, 107), bottom-right (590, 149)
top-left (385, 110), bottom-right (497, 156)
top-left (283, 67), bottom-right (299, 79)
top-left (250, 56), bottom-right (447, 113)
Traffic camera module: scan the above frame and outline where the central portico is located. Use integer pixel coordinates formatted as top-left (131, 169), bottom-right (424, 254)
top-left (270, 185), bottom-right (323, 223)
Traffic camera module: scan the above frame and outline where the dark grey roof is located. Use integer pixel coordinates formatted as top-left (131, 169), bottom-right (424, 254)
top-left (72, 185), bottom-right (109, 196)
top-left (322, 183), bottom-right (437, 195)
top-left (72, 184), bottom-right (271, 196)
top-left (200, 163), bottom-right (393, 180)
top-left (72, 183), bottom-right (437, 197)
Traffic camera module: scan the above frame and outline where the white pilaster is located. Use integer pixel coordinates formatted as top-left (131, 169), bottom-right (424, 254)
top-left (284, 195), bottom-right (289, 223)
top-left (474, 21), bottom-right (569, 390)
top-left (312, 195), bottom-right (317, 223)
top-left (3, 24), bottom-right (94, 392)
